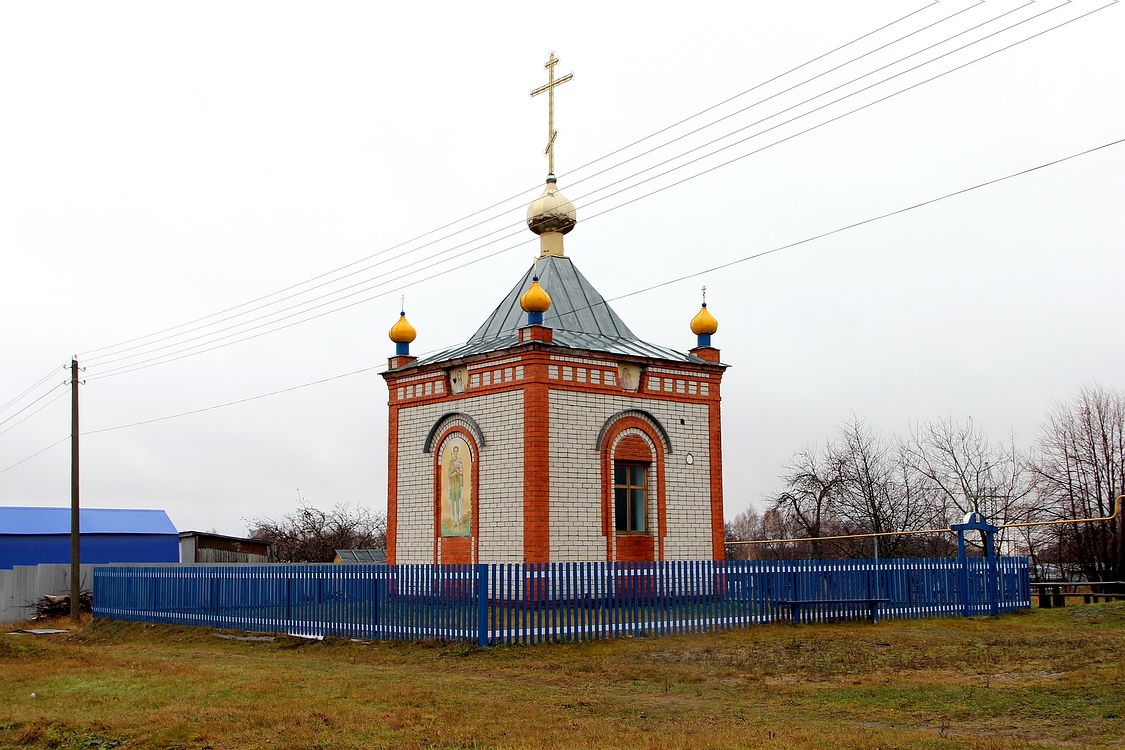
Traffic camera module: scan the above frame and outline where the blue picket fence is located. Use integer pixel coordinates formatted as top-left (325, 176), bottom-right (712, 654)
top-left (93, 556), bottom-right (1030, 645)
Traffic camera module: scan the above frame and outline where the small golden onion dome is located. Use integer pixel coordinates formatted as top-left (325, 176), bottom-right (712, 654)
top-left (690, 303), bottom-right (718, 336)
top-left (388, 311), bottom-right (417, 344)
top-left (526, 176), bottom-right (577, 235)
top-left (520, 276), bottom-right (552, 313)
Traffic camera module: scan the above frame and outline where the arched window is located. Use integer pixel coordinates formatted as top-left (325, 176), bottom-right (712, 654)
top-left (597, 414), bottom-right (669, 561)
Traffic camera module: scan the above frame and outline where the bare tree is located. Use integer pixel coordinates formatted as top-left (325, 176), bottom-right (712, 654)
top-left (247, 496), bottom-right (387, 563)
top-left (725, 506), bottom-right (764, 560)
top-left (903, 416), bottom-right (1033, 552)
top-left (1030, 385), bottom-right (1125, 589)
top-left (771, 445), bottom-right (841, 541)
top-left (765, 418), bottom-right (945, 559)
top-left (831, 417), bottom-right (933, 557)
top-left (756, 507), bottom-right (802, 560)
top-left (768, 443), bottom-right (868, 557)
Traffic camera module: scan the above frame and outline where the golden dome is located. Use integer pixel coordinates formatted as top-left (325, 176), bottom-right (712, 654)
top-left (690, 303), bottom-right (718, 336)
top-left (526, 176), bottom-right (577, 236)
top-left (520, 276), bottom-right (552, 313)
top-left (389, 311), bottom-right (417, 344)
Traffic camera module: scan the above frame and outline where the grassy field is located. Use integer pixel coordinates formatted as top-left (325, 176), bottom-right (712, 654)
top-left (1, 604), bottom-right (1122, 750)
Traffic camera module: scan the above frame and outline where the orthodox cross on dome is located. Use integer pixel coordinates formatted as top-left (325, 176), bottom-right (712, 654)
top-left (530, 53), bottom-right (573, 176)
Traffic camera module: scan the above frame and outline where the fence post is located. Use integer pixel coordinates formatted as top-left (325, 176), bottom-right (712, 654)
top-left (956, 531), bottom-right (971, 617)
top-left (985, 529), bottom-right (999, 616)
top-left (476, 563), bottom-right (489, 647)
top-left (285, 574), bottom-right (292, 624)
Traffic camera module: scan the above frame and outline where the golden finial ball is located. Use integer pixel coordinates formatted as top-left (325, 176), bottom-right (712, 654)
top-left (389, 311), bottom-right (417, 344)
top-left (520, 277), bottom-right (552, 313)
top-left (690, 303), bottom-right (718, 336)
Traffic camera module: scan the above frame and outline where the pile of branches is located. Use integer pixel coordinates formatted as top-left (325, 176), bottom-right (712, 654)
top-left (29, 591), bottom-right (92, 619)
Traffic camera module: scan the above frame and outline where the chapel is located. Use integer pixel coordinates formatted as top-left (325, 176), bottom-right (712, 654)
top-left (381, 56), bottom-right (728, 566)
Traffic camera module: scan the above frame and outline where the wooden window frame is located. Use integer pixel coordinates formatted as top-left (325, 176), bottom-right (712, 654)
top-left (613, 460), bottom-right (649, 534)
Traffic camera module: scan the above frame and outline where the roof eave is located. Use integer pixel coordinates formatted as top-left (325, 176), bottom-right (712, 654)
top-left (383, 336), bottom-right (728, 378)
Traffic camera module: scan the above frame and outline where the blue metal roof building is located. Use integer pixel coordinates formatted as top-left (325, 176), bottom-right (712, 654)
top-left (0, 506), bottom-right (179, 570)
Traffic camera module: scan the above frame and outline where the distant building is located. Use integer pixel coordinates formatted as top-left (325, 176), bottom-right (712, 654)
top-left (334, 549), bottom-right (387, 564)
top-left (179, 532), bottom-right (272, 564)
top-left (0, 506), bottom-right (178, 570)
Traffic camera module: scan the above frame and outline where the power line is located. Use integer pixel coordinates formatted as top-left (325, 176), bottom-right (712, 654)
top-left (77, 1), bottom-right (1051, 373)
top-left (0, 388), bottom-right (69, 438)
top-left (80, 3), bottom-right (991, 368)
top-left (567, 3), bottom-right (944, 178)
top-left (560, 0), bottom-right (1040, 206)
top-left (0, 382), bottom-right (68, 429)
top-left (82, 364), bottom-right (387, 436)
top-left (598, 137), bottom-right (1125, 310)
top-left (3, 131), bottom-right (1112, 479)
top-left (562, 1), bottom-right (991, 194)
top-left (82, 0), bottom-right (1112, 381)
top-left (0, 363), bottom-right (67, 417)
top-left (0, 436), bottom-right (68, 476)
top-left (4, 133), bottom-right (1121, 477)
top-left (73, 2), bottom-right (941, 360)
top-left (78, 2), bottom-right (983, 369)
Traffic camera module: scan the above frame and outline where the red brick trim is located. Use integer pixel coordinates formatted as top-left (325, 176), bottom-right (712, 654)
top-left (388, 355), bottom-right (418, 370)
top-left (386, 403), bottom-right (399, 565)
top-left (431, 426), bottom-right (481, 565)
top-left (523, 364), bottom-right (551, 563)
top-left (708, 398), bottom-right (725, 560)
top-left (615, 434), bottom-right (652, 462)
top-left (518, 325), bottom-right (554, 343)
top-left (383, 348), bottom-right (723, 409)
top-left (689, 346), bottom-right (721, 363)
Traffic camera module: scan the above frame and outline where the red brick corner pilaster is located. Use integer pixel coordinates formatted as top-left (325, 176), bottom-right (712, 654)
top-left (523, 363), bottom-right (551, 563)
top-left (708, 387), bottom-right (726, 560)
top-left (386, 402), bottom-right (399, 565)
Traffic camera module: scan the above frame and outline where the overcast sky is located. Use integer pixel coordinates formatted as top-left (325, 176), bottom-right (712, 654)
top-left (1, 1), bottom-right (1122, 537)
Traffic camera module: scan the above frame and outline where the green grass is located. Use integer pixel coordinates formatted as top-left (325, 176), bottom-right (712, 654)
top-left (1, 604), bottom-right (1122, 749)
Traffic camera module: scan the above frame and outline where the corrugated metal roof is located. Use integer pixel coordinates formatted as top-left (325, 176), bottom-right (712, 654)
top-left (335, 549), bottom-right (387, 564)
top-left (411, 331), bottom-right (710, 366)
top-left (470, 256), bottom-right (635, 341)
top-left (407, 257), bottom-right (718, 369)
top-left (0, 507), bottom-right (177, 535)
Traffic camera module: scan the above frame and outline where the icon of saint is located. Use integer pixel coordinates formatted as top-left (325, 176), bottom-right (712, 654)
top-left (449, 445), bottom-right (465, 524)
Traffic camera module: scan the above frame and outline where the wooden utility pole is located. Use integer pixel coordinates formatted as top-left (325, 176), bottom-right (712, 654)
top-left (70, 358), bottom-right (80, 624)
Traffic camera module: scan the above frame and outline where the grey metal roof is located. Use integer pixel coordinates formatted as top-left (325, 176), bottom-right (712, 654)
top-left (411, 330), bottom-right (708, 366)
top-left (405, 257), bottom-right (720, 369)
top-left (335, 549), bottom-right (387, 564)
top-left (470, 256), bottom-right (635, 341)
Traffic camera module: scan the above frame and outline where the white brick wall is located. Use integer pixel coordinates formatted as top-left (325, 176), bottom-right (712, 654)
top-left (547, 390), bottom-right (714, 561)
top-left (395, 390), bottom-right (525, 563)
